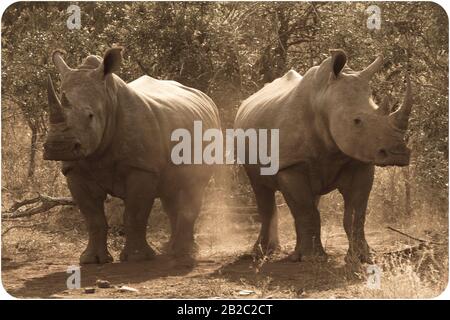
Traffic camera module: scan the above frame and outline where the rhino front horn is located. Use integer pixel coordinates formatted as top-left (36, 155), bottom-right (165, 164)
top-left (389, 74), bottom-right (413, 130)
top-left (47, 75), bottom-right (65, 124)
top-left (360, 54), bottom-right (384, 80)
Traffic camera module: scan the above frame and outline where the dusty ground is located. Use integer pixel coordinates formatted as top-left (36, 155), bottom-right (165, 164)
top-left (1, 199), bottom-right (448, 299)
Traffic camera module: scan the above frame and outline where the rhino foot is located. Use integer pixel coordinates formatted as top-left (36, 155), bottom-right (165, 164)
top-left (80, 248), bottom-right (113, 264)
top-left (289, 248), bottom-right (328, 263)
top-left (345, 239), bottom-right (373, 265)
top-left (345, 248), bottom-right (374, 265)
top-left (170, 239), bottom-right (198, 258)
top-left (253, 241), bottom-right (280, 258)
top-left (120, 245), bottom-right (156, 262)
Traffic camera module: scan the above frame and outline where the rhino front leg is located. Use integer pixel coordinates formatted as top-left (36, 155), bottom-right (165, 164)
top-left (120, 170), bottom-right (157, 262)
top-left (66, 171), bottom-right (112, 264)
top-left (339, 164), bottom-right (374, 264)
top-left (277, 167), bottom-right (327, 262)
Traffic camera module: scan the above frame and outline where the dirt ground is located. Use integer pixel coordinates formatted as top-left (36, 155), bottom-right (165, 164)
top-left (1, 201), bottom-right (448, 299)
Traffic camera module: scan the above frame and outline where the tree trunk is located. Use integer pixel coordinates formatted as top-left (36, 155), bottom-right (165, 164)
top-left (273, 5), bottom-right (289, 78)
top-left (403, 167), bottom-right (412, 215)
top-left (389, 167), bottom-right (397, 217)
top-left (27, 123), bottom-right (38, 178)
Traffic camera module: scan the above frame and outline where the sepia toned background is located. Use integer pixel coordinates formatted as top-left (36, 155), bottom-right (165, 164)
top-left (1, 1), bottom-right (448, 298)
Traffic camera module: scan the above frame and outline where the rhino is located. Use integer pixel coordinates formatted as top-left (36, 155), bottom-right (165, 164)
top-left (43, 47), bottom-right (220, 264)
top-left (234, 49), bottom-right (413, 263)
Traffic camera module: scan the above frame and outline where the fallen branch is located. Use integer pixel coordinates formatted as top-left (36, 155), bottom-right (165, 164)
top-left (387, 226), bottom-right (445, 245)
top-left (2, 193), bottom-right (75, 219)
top-left (375, 243), bottom-right (429, 265)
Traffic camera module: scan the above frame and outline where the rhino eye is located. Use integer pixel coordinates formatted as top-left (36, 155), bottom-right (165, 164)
top-left (88, 113), bottom-right (94, 120)
top-left (353, 118), bottom-right (362, 126)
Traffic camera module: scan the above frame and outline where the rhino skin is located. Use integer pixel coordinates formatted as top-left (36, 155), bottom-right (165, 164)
top-left (235, 49), bottom-right (413, 263)
top-left (44, 48), bottom-right (220, 264)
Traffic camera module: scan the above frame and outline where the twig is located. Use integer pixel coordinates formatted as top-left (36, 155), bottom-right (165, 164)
top-left (386, 226), bottom-right (445, 245)
top-left (3, 193), bottom-right (75, 219)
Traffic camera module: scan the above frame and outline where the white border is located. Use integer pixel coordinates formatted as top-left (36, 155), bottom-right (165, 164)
top-left (0, 0), bottom-right (449, 301)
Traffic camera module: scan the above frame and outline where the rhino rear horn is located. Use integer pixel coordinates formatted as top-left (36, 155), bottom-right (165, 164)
top-left (47, 75), bottom-right (65, 124)
top-left (377, 95), bottom-right (391, 115)
top-left (360, 55), bottom-right (384, 80)
top-left (389, 74), bottom-right (413, 130)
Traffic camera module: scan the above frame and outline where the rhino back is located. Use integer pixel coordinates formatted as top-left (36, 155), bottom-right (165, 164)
top-left (122, 76), bottom-right (220, 185)
top-left (129, 75), bottom-right (220, 133)
top-left (236, 70), bottom-right (302, 126)
top-left (235, 69), bottom-right (321, 170)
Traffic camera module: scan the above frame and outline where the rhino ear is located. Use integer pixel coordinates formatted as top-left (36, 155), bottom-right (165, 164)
top-left (98, 47), bottom-right (123, 78)
top-left (329, 49), bottom-right (347, 78)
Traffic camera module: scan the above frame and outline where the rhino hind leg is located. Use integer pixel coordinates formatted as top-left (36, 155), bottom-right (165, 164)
top-left (163, 186), bottom-right (204, 259)
top-left (250, 183), bottom-right (280, 257)
top-left (66, 172), bottom-right (113, 264)
top-left (277, 167), bottom-right (327, 262)
top-left (161, 196), bottom-right (180, 254)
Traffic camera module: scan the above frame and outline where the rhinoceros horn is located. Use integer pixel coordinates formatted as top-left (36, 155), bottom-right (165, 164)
top-left (377, 95), bottom-right (391, 115)
top-left (47, 75), bottom-right (65, 124)
top-left (389, 74), bottom-right (413, 130)
top-left (360, 55), bottom-right (384, 80)
top-left (52, 50), bottom-right (73, 76)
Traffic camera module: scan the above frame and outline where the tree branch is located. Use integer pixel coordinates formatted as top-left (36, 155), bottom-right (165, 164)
top-left (387, 226), bottom-right (445, 245)
top-left (3, 193), bottom-right (75, 219)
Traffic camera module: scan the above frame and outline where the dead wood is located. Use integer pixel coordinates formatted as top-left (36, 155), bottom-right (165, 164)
top-left (387, 226), bottom-right (445, 245)
top-left (2, 193), bottom-right (75, 219)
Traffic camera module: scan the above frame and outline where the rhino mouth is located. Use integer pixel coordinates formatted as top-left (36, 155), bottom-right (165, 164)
top-left (43, 140), bottom-right (84, 161)
top-left (375, 148), bottom-right (410, 167)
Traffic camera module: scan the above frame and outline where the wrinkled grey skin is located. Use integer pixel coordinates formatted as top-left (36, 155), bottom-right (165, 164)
top-left (44, 48), bottom-right (220, 264)
top-left (235, 50), bottom-right (413, 264)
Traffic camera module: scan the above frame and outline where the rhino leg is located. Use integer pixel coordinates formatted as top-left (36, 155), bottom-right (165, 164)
top-left (277, 167), bottom-right (327, 262)
top-left (161, 196), bottom-right (179, 253)
top-left (339, 164), bottom-right (374, 264)
top-left (120, 171), bottom-right (157, 262)
top-left (168, 186), bottom-right (205, 258)
top-left (66, 171), bottom-right (112, 264)
top-left (249, 181), bottom-right (280, 257)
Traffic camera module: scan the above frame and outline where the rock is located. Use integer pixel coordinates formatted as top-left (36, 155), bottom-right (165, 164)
top-left (96, 279), bottom-right (111, 288)
top-left (118, 285), bottom-right (139, 293)
top-left (84, 287), bottom-right (95, 294)
top-left (238, 289), bottom-right (255, 296)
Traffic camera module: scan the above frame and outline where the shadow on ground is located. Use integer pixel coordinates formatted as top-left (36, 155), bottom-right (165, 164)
top-left (208, 252), bottom-right (362, 297)
top-left (6, 254), bottom-right (195, 298)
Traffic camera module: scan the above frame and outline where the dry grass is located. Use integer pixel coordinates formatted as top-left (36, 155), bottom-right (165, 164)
top-left (2, 196), bottom-right (447, 298)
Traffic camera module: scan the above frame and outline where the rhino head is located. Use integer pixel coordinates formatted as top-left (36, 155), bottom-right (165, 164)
top-left (43, 47), bottom-right (123, 161)
top-left (318, 49), bottom-right (413, 166)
